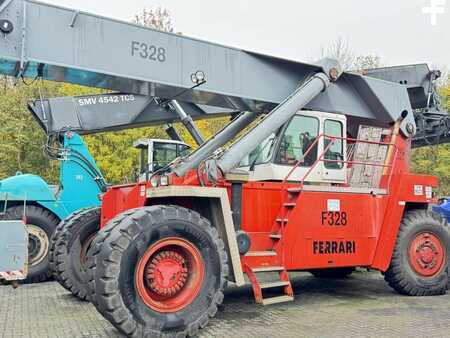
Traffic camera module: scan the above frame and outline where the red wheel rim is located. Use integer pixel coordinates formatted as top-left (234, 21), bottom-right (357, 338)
top-left (408, 232), bottom-right (446, 277)
top-left (135, 237), bottom-right (205, 313)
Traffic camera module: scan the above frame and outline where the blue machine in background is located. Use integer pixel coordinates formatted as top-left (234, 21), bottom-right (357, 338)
top-left (0, 132), bottom-right (105, 282)
top-left (432, 198), bottom-right (450, 223)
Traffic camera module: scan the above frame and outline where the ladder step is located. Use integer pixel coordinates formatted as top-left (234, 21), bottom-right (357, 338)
top-left (245, 250), bottom-right (277, 257)
top-left (260, 281), bottom-right (290, 289)
top-left (283, 203), bottom-right (296, 208)
top-left (269, 233), bottom-right (281, 239)
top-left (262, 295), bottom-right (294, 306)
top-left (276, 218), bottom-right (288, 223)
top-left (287, 187), bottom-right (301, 193)
top-left (251, 266), bottom-right (284, 272)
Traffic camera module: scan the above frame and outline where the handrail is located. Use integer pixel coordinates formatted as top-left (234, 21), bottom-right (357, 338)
top-left (282, 133), bottom-right (324, 184)
top-left (299, 136), bottom-right (336, 187)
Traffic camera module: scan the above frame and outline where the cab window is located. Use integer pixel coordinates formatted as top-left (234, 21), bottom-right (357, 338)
top-left (177, 144), bottom-right (190, 157)
top-left (153, 143), bottom-right (177, 171)
top-left (139, 147), bottom-right (149, 174)
top-left (324, 120), bottom-right (344, 169)
top-left (276, 115), bottom-right (319, 167)
top-left (239, 133), bottom-right (276, 168)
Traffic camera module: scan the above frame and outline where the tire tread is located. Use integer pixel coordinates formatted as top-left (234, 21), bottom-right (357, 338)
top-left (94, 205), bottom-right (228, 337)
top-left (385, 210), bottom-right (450, 296)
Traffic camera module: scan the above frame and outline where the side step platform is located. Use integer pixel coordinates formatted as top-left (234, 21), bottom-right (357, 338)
top-left (262, 295), bottom-right (294, 305)
top-left (244, 263), bottom-right (294, 305)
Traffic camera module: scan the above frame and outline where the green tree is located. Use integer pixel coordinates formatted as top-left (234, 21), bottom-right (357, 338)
top-left (411, 79), bottom-right (450, 195)
top-left (440, 80), bottom-right (450, 110)
top-left (0, 80), bottom-right (97, 182)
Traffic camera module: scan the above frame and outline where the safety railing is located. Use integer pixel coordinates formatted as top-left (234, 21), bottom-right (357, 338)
top-left (282, 133), bottom-right (398, 191)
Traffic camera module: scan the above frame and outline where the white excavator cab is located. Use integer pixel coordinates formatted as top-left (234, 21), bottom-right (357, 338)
top-left (134, 139), bottom-right (191, 181)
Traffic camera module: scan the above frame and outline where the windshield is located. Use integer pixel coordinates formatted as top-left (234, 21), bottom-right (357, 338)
top-left (239, 133), bottom-right (276, 167)
top-left (153, 143), bottom-right (178, 171)
top-left (275, 115), bottom-right (319, 167)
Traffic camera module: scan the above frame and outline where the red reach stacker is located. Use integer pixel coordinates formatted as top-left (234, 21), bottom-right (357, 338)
top-left (85, 66), bottom-right (449, 336)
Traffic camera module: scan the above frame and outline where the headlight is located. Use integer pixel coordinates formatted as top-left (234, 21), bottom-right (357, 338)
top-left (160, 175), bottom-right (169, 186)
top-left (150, 177), bottom-right (159, 187)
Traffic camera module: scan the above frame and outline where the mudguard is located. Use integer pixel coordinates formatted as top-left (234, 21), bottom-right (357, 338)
top-left (0, 174), bottom-right (69, 220)
top-left (0, 173), bottom-right (56, 202)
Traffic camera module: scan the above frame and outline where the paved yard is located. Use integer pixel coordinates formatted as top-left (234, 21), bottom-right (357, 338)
top-left (1, 271), bottom-right (450, 338)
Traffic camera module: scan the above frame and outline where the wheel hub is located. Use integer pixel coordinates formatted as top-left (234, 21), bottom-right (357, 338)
top-left (26, 224), bottom-right (49, 266)
top-left (409, 232), bottom-right (445, 277)
top-left (135, 237), bottom-right (205, 313)
top-left (145, 251), bottom-right (188, 296)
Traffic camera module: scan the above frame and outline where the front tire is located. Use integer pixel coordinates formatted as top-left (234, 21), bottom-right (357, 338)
top-left (385, 210), bottom-right (450, 296)
top-left (94, 205), bottom-right (228, 337)
top-left (2, 205), bottom-right (59, 283)
top-left (85, 209), bottom-right (137, 304)
top-left (53, 207), bottom-right (101, 300)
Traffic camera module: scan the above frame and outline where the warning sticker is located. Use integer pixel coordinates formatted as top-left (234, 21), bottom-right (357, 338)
top-left (414, 185), bottom-right (423, 196)
top-left (425, 186), bottom-right (432, 199)
top-left (327, 199), bottom-right (340, 212)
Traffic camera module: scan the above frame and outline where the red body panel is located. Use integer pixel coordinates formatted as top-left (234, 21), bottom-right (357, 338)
top-left (100, 135), bottom-right (438, 273)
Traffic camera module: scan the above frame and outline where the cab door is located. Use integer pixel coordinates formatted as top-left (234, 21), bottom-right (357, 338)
top-left (321, 119), bottom-right (346, 182)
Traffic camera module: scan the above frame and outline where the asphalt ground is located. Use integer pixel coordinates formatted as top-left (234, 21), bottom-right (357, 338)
top-left (1, 271), bottom-right (450, 338)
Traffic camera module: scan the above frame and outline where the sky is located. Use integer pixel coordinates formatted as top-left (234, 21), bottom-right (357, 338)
top-left (47, 0), bottom-right (449, 70)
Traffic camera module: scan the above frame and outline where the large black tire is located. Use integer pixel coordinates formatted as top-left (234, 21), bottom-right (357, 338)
top-left (309, 267), bottom-right (355, 278)
top-left (49, 218), bottom-right (66, 283)
top-left (2, 205), bottom-right (59, 283)
top-left (385, 210), bottom-right (450, 296)
top-left (49, 209), bottom-right (89, 286)
top-left (93, 205), bottom-right (228, 337)
top-left (53, 207), bottom-right (101, 300)
top-left (85, 208), bottom-right (138, 305)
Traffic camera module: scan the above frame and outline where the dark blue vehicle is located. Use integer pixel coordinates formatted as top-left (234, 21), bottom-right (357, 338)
top-left (433, 197), bottom-right (450, 223)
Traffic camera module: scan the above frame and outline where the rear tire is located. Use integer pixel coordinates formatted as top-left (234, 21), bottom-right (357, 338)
top-left (53, 207), bottom-right (100, 300)
top-left (385, 210), bottom-right (450, 296)
top-left (94, 205), bottom-right (228, 337)
top-left (2, 205), bottom-right (59, 283)
top-left (49, 209), bottom-right (89, 287)
top-left (309, 267), bottom-right (354, 278)
top-left (49, 219), bottom-right (66, 283)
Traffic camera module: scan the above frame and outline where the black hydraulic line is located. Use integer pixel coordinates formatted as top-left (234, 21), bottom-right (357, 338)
top-left (164, 123), bottom-right (183, 142)
top-left (169, 100), bottom-right (205, 146)
top-left (68, 151), bottom-right (107, 190)
top-left (43, 133), bottom-right (107, 191)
